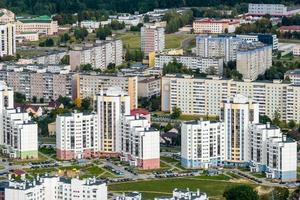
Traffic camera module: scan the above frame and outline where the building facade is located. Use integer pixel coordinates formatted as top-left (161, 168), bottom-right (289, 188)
top-left (56, 112), bottom-right (99, 160)
top-left (236, 34), bottom-right (278, 50)
top-left (0, 23), bottom-right (16, 57)
top-left (121, 115), bottom-right (160, 169)
top-left (155, 55), bottom-right (223, 75)
top-left (73, 74), bottom-right (137, 110)
top-left (181, 121), bottom-right (226, 168)
top-left (196, 36), bottom-right (242, 62)
top-left (249, 123), bottom-right (297, 182)
top-left (248, 3), bottom-right (300, 17)
top-left (236, 43), bottom-right (272, 80)
top-left (220, 95), bottom-right (259, 162)
top-left (141, 26), bottom-right (165, 55)
top-left (0, 9), bottom-right (15, 24)
top-left (138, 77), bottom-right (161, 98)
top-left (97, 87), bottom-right (131, 154)
top-left (69, 39), bottom-right (123, 71)
top-left (161, 74), bottom-right (300, 122)
top-left (193, 18), bottom-right (240, 34)
top-left (5, 176), bottom-right (107, 200)
top-left (284, 69), bottom-right (300, 85)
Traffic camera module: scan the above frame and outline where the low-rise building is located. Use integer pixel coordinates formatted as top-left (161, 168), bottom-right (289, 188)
top-left (5, 176), bottom-right (107, 200)
top-left (248, 3), bottom-right (300, 17)
top-left (293, 45), bottom-right (300, 56)
top-left (0, 9), bottom-right (15, 24)
top-left (116, 192), bottom-right (142, 200)
top-left (80, 20), bottom-right (101, 30)
top-left (121, 115), bottom-right (160, 169)
top-left (193, 18), bottom-right (240, 34)
top-left (16, 32), bottom-right (39, 43)
top-left (284, 69), bottom-right (300, 85)
top-left (138, 77), bottom-right (161, 98)
top-left (181, 121), bottom-right (225, 168)
top-left (155, 188), bottom-right (208, 200)
top-left (279, 25), bottom-right (300, 33)
top-left (16, 15), bottom-right (58, 35)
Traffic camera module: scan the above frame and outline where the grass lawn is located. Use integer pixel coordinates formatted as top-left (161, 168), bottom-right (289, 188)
top-left (10, 153), bottom-right (48, 165)
top-left (39, 137), bottom-right (56, 144)
top-left (165, 34), bottom-right (191, 49)
top-left (279, 39), bottom-right (300, 44)
top-left (17, 49), bottom-right (46, 58)
top-left (187, 174), bottom-right (231, 181)
top-left (178, 115), bottom-right (201, 121)
top-left (25, 167), bottom-right (57, 175)
top-left (109, 178), bottom-right (256, 199)
top-left (160, 146), bottom-right (180, 153)
top-left (251, 172), bottom-right (266, 179)
top-left (160, 156), bottom-right (179, 164)
top-left (80, 166), bottom-right (105, 178)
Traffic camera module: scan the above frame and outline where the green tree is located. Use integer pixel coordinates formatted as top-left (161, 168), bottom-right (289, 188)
top-left (288, 120), bottom-right (297, 129)
top-left (14, 92), bottom-right (26, 103)
top-left (259, 115), bottom-right (272, 124)
top-left (39, 38), bottom-right (54, 47)
top-left (171, 107), bottom-right (181, 119)
top-left (81, 97), bottom-right (92, 111)
top-left (60, 33), bottom-right (70, 43)
top-left (164, 123), bottom-right (173, 132)
top-left (80, 64), bottom-right (93, 71)
top-left (40, 98), bottom-right (44, 103)
top-left (223, 185), bottom-right (259, 200)
top-left (60, 55), bottom-right (70, 65)
top-left (272, 111), bottom-right (281, 126)
top-left (289, 186), bottom-right (300, 200)
top-left (96, 25), bottom-right (112, 40)
top-left (74, 27), bottom-right (88, 41)
top-left (32, 96), bottom-right (37, 103)
top-left (270, 187), bottom-right (289, 200)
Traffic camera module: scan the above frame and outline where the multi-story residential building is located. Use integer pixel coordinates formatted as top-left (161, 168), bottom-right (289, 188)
top-left (80, 20), bottom-right (101, 30)
top-left (138, 77), bottom-right (161, 98)
top-left (196, 36), bottom-right (242, 62)
top-left (116, 192), bottom-right (142, 200)
top-left (293, 45), bottom-right (300, 56)
top-left (0, 23), bottom-right (16, 57)
top-left (121, 115), bottom-right (160, 169)
top-left (69, 39), bottom-right (123, 71)
top-left (193, 18), bottom-right (240, 34)
top-left (284, 69), bottom-right (300, 85)
top-left (97, 87), bottom-right (130, 154)
top-left (141, 25), bottom-right (165, 55)
top-left (0, 9), bottom-right (15, 24)
top-left (16, 15), bottom-right (58, 35)
top-left (181, 121), bottom-right (226, 168)
top-left (236, 42), bottom-right (272, 80)
top-left (220, 94), bottom-right (259, 163)
top-left (155, 188), bottom-right (208, 200)
top-left (236, 33), bottom-right (278, 50)
top-left (162, 74), bottom-right (300, 122)
top-left (2, 108), bottom-right (38, 159)
top-left (73, 74), bottom-right (137, 110)
top-left (0, 82), bottom-right (14, 144)
top-left (155, 55), bottom-right (223, 75)
top-left (56, 112), bottom-right (99, 160)
top-left (248, 3), bottom-right (300, 17)
top-left (0, 69), bottom-right (73, 102)
top-left (31, 51), bottom-right (67, 65)
top-left (5, 176), bottom-right (107, 200)
top-left (249, 123), bottom-right (297, 182)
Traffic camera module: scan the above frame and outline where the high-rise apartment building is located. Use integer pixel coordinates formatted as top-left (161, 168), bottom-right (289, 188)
top-left (73, 74), bottom-right (137, 110)
top-left (97, 87), bottom-right (130, 154)
top-left (121, 115), bottom-right (160, 169)
top-left (0, 23), bottom-right (16, 57)
top-left (161, 74), bottom-right (300, 122)
top-left (141, 26), bottom-right (165, 55)
top-left (236, 33), bottom-right (278, 50)
top-left (69, 39), bottom-right (123, 71)
top-left (181, 121), bottom-right (226, 168)
top-left (56, 112), bottom-right (99, 160)
top-left (249, 123), bottom-right (297, 182)
top-left (220, 94), bottom-right (259, 162)
top-left (237, 42), bottom-right (272, 80)
top-left (5, 176), bottom-right (107, 200)
top-left (195, 36), bottom-right (242, 62)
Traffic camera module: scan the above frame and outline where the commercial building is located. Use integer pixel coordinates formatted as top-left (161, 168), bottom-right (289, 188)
top-left (5, 176), bottom-right (107, 200)
top-left (97, 87), bottom-right (131, 154)
top-left (141, 25), bottom-right (165, 55)
top-left (69, 39), bottom-right (123, 71)
top-left (121, 115), bottom-right (160, 169)
top-left (181, 121), bottom-right (226, 168)
top-left (0, 68), bottom-right (73, 102)
top-left (2, 108), bottom-right (38, 159)
top-left (16, 15), bottom-right (58, 35)
top-left (284, 69), bottom-right (300, 85)
top-left (236, 33), bottom-right (278, 50)
top-left (73, 74), bottom-right (137, 110)
top-left (56, 112), bottom-right (99, 160)
top-left (193, 18), bottom-right (240, 34)
top-left (248, 3), bottom-right (300, 17)
top-left (220, 94), bottom-right (259, 162)
top-left (249, 123), bottom-right (297, 182)
top-left (138, 77), bottom-right (161, 98)
top-left (161, 74), bottom-right (300, 122)
top-left (0, 23), bottom-right (16, 57)
top-left (0, 9), bottom-right (15, 24)
top-left (196, 36), bottom-right (242, 62)
top-left (155, 55), bottom-right (223, 75)
top-left (236, 42), bottom-right (272, 80)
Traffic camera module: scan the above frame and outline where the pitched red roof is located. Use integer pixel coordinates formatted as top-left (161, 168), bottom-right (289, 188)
top-left (280, 26), bottom-right (300, 31)
top-left (131, 108), bottom-right (150, 116)
top-left (14, 103), bottom-right (41, 112)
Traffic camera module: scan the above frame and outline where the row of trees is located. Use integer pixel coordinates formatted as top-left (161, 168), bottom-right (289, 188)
top-left (164, 10), bottom-right (193, 33)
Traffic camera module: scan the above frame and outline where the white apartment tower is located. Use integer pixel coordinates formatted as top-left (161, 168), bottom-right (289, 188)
top-left (196, 36), bottom-right (242, 62)
top-left (56, 112), bottom-right (99, 160)
top-left (181, 121), bottom-right (226, 168)
top-left (141, 26), bottom-right (165, 55)
top-left (250, 123), bottom-right (297, 182)
top-left (97, 87), bottom-right (130, 154)
top-left (121, 115), bottom-right (160, 169)
top-left (220, 94), bottom-right (259, 163)
top-left (0, 23), bottom-right (16, 57)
